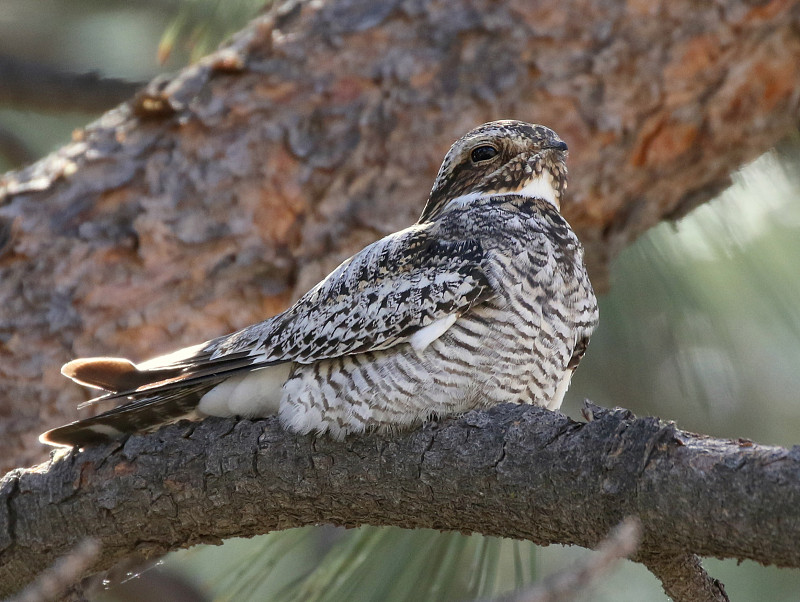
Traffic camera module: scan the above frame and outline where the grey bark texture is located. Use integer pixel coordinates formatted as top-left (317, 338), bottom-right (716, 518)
top-left (1, 0), bottom-right (800, 599)
top-left (1, 403), bottom-right (797, 599)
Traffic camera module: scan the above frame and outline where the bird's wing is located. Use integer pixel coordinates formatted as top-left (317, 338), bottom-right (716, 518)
top-left (62, 223), bottom-right (495, 403)
top-left (212, 223), bottom-right (494, 363)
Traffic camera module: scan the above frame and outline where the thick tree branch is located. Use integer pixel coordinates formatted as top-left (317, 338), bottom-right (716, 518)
top-left (1, 403), bottom-right (798, 599)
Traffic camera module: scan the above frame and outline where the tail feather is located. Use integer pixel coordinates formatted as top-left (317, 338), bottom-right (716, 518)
top-left (46, 350), bottom-right (273, 448)
top-left (39, 380), bottom-right (224, 447)
top-left (46, 337), bottom-right (282, 447)
top-left (61, 357), bottom-right (182, 392)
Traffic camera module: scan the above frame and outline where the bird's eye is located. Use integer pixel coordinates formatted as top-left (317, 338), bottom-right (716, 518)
top-left (470, 145), bottom-right (498, 163)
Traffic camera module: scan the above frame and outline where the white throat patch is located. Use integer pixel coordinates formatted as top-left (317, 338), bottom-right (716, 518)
top-left (515, 169), bottom-right (559, 208)
top-left (445, 168), bottom-right (560, 212)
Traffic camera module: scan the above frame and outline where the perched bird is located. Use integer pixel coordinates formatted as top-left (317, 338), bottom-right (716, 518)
top-left (41, 120), bottom-right (598, 448)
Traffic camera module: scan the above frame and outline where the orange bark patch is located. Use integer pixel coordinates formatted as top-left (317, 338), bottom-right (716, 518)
top-left (625, 0), bottom-right (657, 16)
top-left (663, 34), bottom-right (726, 108)
top-left (78, 462), bottom-right (95, 487)
top-left (631, 114), bottom-right (698, 167)
top-left (564, 186), bottom-right (620, 232)
top-left (665, 34), bottom-right (722, 82)
top-left (741, 0), bottom-right (790, 23)
top-left (754, 56), bottom-right (798, 111)
top-left (329, 76), bottom-right (370, 104)
top-left (200, 288), bottom-right (291, 330)
top-left (254, 147), bottom-right (307, 246)
top-left (102, 324), bottom-right (173, 357)
top-left (716, 47), bottom-right (799, 124)
top-left (257, 81), bottom-right (297, 103)
top-left (242, 187), bottom-right (302, 247)
top-left (508, 0), bottom-right (568, 30)
top-left (114, 461), bottom-right (136, 476)
top-left (409, 68), bottom-right (435, 89)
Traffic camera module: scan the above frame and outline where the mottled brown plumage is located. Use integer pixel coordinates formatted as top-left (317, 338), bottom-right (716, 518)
top-left (41, 120), bottom-right (597, 447)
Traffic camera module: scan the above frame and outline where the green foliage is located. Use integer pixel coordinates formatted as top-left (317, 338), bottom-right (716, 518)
top-left (165, 527), bottom-right (538, 602)
top-left (569, 148), bottom-right (800, 446)
top-left (158, 0), bottom-right (265, 63)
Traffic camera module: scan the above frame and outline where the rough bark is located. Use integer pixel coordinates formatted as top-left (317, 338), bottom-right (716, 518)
top-left (1, 403), bottom-right (799, 599)
top-left (1, 0), bottom-right (800, 473)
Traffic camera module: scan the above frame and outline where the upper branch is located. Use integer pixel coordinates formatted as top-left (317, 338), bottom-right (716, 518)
top-left (1, 403), bottom-right (799, 597)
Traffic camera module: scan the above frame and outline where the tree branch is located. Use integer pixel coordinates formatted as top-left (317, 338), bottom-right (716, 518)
top-left (0, 55), bottom-right (142, 113)
top-left (640, 553), bottom-right (729, 602)
top-left (1, 403), bottom-right (798, 598)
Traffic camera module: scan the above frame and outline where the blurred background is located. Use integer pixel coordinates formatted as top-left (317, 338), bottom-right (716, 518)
top-left (2, 1), bottom-right (799, 600)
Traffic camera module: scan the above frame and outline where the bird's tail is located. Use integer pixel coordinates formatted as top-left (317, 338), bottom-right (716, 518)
top-left (39, 378), bottom-right (225, 448)
top-left (40, 351), bottom-right (253, 447)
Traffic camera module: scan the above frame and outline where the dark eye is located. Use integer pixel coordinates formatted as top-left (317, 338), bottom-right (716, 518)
top-left (470, 145), bottom-right (498, 163)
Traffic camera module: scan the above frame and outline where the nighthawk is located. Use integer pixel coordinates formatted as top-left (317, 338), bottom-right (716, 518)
top-left (41, 120), bottom-right (598, 447)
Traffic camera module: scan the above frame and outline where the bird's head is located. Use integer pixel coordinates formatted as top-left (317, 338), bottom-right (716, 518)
top-left (419, 120), bottom-right (568, 222)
